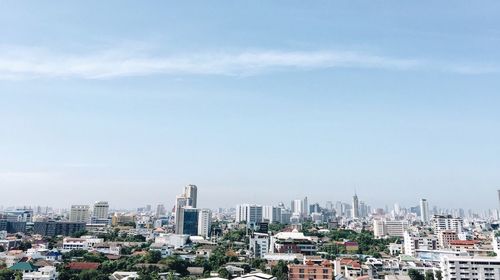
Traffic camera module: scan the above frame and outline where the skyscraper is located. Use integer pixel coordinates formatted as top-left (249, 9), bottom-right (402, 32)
top-left (497, 190), bottom-right (500, 210)
top-left (352, 194), bottom-right (359, 219)
top-left (184, 184), bottom-right (198, 208)
top-left (420, 199), bottom-right (430, 224)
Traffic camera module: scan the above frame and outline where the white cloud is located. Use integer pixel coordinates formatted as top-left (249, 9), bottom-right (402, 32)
top-left (0, 45), bottom-right (494, 80)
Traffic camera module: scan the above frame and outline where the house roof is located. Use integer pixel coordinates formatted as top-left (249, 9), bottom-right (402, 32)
top-left (67, 262), bottom-right (100, 270)
top-left (9, 262), bottom-right (38, 271)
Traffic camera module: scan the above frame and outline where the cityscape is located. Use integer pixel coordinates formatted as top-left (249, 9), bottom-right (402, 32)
top-left (2, 1), bottom-right (500, 280)
top-left (0, 186), bottom-right (500, 280)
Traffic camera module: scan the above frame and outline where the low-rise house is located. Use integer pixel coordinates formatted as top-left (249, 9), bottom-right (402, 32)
top-left (149, 243), bottom-right (173, 258)
top-left (110, 271), bottom-right (139, 280)
top-left (9, 262), bottom-right (38, 273)
top-left (66, 262), bottom-right (100, 271)
top-left (22, 266), bottom-right (58, 280)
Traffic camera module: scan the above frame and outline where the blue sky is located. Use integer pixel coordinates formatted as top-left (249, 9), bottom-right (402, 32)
top-left (1, 1), bottom-right (499, 210)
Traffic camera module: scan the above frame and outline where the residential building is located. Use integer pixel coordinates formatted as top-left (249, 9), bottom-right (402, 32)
top-left (69, 205), bottom-right (90, 223)
top-left (440, 255), bottom-right (500, 280)
top-left (22, 266), bottom-right (58, 280)
top-left (403, 231), bottom-right (438, 256)
top-left (270, 230), bottom-right (316, 255)
top-left (197, 209), bottom-right (212, 238)
top-left (288, 260), bottom-right (333, 280)
top-left (249, 233), bottom-right (270, 258)
top-left (438, 230), bottom-right (459, 249)
top-left (236, 204), bottom-right (263, 227)
top-left (373, 220), bottom-right (408, 238)
top-left (431, 215), bottom-right (464, 235)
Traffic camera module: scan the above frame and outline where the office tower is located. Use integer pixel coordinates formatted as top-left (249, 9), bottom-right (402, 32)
top-left (263, 206), bottom-right (282, 223)
top-left (352, 194), bottom-right (359, 219)
top-left (498, 190), bottom-right (500, 210)
top-left (175, 208), bottom-right (199, 236)
top-left (197, 209), bottom-right (212, 238)
top-left (325, 201), bottom-right (334, 211)
top-left (34, 221), bottom-right (86, 237)
top-left (92, 201), bottom-right (109, 220)
top-left (70, 205), bottom-right (90, 223)
top-left (291, 199), bottom-right (303, 217)
top-left (184, 184), bottom-right (198, 208)
top-left (303, 196), bottom-right (309, 217)
top-left (420, 199), bottom-right (429, 224)
top-left (235, 204), bottom-right (263, 226)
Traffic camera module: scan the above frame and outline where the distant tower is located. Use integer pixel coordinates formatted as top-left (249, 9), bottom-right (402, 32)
top-left (92, 201), bottom-right (109, 220)
top-left (352, 193), bottom-right (359, 219)
top-left (184, 184), bottom-right (198, 208)
top-left (420, 199), bottom-right (429, 224)
top-left (497, 190), bottom-right (500, 209)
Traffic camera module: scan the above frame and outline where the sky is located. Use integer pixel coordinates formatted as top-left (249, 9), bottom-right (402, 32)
top-left (1, 1), bottom-right (500, 210)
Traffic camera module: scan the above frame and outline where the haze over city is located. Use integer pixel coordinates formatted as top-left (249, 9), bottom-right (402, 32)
top-left (1, 1), bottom-right (500, 210)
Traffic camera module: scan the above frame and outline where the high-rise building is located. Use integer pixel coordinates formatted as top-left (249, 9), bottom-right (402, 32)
top-left (236, 204), bottom-right (263, 227)
top-left (156, 204), bottom-right (166, 217)
top-left (70, 205), bottom-right (90, 223)
top-left (175, 207), bottom-right (199, 236)
top-left (92, 201), bottom-right (109, 220)
top-left (263, 206), bottom-right (282, 223)
top-left (303, 197), bottom-right (309, 217)
top-left (352, 194), bottom-right (359, 219)
top-left (497, 189), bottom-right (500, 210)
top-left (184, 184), bottom-right (198, 208)
top-left (291, 200), bottom-right (303, 217)
top-left (197, 209), bottom-right (212, 238)
top-left (420, 199), bottom-right (430, 224)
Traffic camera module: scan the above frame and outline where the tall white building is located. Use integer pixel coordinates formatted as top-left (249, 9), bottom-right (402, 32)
top-left (197, 209), bottom-right (212, 238)
top-left (92, 201), bottom-right (109, 220)
top-left (70, 205), bottom-right (90, 223)
top-left (352, 194), bottom-right (359, 219)
top-left (403, 231), bottom-right (438, 256)
top-left (420, 199), bottom-right (429, 224)
top-left (236, 204), bottom-right (263, 226)
top-left (431, 215), bottom-right (463, 235)
top-left (291, 200), bottom-right (304, 217)
top-left (249, 233), bottom-right (270, 258)
top-left (263, 206), bottom-right (282, 223)
top-left (373, 220), bottom-right (408, 238)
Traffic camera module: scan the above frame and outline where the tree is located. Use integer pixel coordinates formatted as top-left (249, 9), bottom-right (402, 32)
top-left (435, 270), bottom-right (442, 280)
top-left (425, 270), bottom-right (434, 280)
top-left (271, 260), bottom-right (288, 280)
top-left (78, 270), bottom-right (108, 280)
top-left (408, 269), bottom-right (424, 280)
top-left (0, 269), bottom-right (15, 280)
top-left (145, 250), bottom-right (162, 264)
top-left (218, 268), bottom-right (230, 279)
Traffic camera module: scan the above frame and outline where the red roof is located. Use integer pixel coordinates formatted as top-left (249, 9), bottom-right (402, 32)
top-left (67, 262), bottom-right (100, 270)
top-left (449, 240), bottom-right (478, 246)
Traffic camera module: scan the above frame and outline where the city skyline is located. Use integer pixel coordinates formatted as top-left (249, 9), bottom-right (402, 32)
top-left (2, 1), bottom-right (500, 209)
